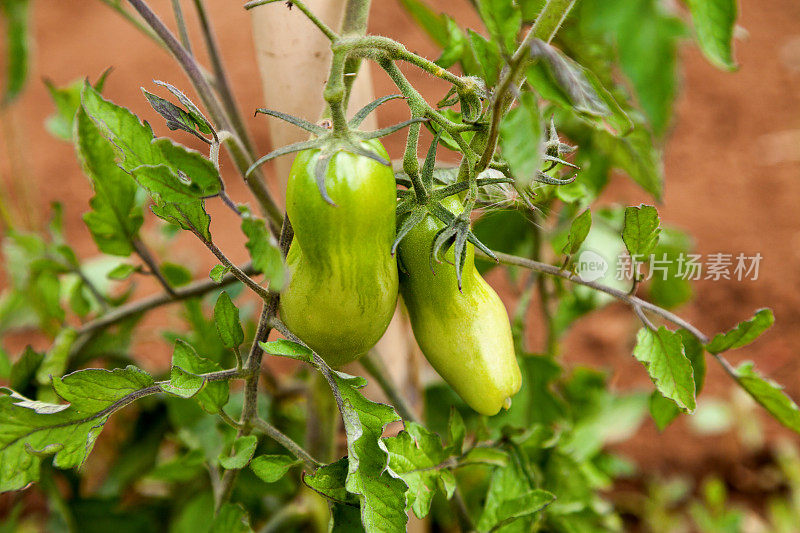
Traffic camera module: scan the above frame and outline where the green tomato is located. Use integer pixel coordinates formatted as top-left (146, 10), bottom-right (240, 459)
top-left (398, 196), bottom-right (521, 416)
top-left (280, 140), bottom-right (398, 367)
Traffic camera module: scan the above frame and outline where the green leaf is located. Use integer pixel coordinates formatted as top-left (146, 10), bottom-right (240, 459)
top-left (331, 503), bottom-right (365, 533)
top-left (146, 449), bottom-right (206, 482)
top-left (35, 328), bottom-right (78, 386)
top-left (461, 447), bottom-right (509, 467)
top-left (435, 17), bottom-right (468, 69)
top-left (385, 422), bottom-right (454, 519)
top-left (150, 199), bottom-right (211, 241)
top-left (477, 461), bottom-right (555, 532)
top-left (107, 263), bottom-right (137, 281)
top-left (250, 454), bottom-right (298, 483)
top-left (706, 309), bottom-right (774, 355)
top-left (303, 458), bottom-right (357, 505)
top-left (75, 108), bottom-right (144, 257)
top-left (219, 435), bottom-right (258, 470)
top-left (622, 204), bottom-right (660, 258)
top-left (142, 89), bottom-right (210, 139)
top-left (563, 209), bottom-right (592, 256)
top-left (10, 346), bottom-right (44, 391)
top-left (647, 227), bottom-right (694, 309)
top-left (209, 264), bottom-right (230, 283)
top-left (152, 80), bottom-right (212, 134)
top-left (0, 347), bottom-right (10, 380)
top-left (686, 0), bottom-right (737, 71)
top-left (65, 279), bottom-right (92, 318)
top-left (80, 82), bottom-right (162, 170)
top-left (209, 503), bottom-right (252, 533)
top-left (1, 0), bottom-right (30, 103)
top-left (468, 30), bottom-right (502, 87)
top-left (44, 79), bottom-right (84, 141)
top-left (214, 292), bottom-right (244, 349)
top-left (241, 212), bottom-right (285, 290)
top-left (140, 138), bottom-right (220, 200)
top-left (526, 50), bottom-right (632, 135)
top-left (499, 92), bottom-right (542, 188)
top-left (45, 70), bottom-right (109, 141)
top-left (593, 119), bottom-right (664, 200)
top-left (259, 339), bottom-right (312, 362)
top-left (446, 407), bottom-right (465, 455)
top-left (32, 270), bottom-right (64, 327)
top-left (0, 365), bottom-right (154, 492)
top-left (472, 209), bottom-right (534, 275)
top-left (331, 371), bottom-right (408, 532)
top-left (615, 3), bottom-right (684, 136)
top-left (160, 262), bottom-right (192, 287)
top-left (476, 0), bottom-right (521, 54)
top-left (161, 340), bottom-right (229, 414)
top-left (649, 390), bottom-right (681, 431)
top-left (680, 328), bottom-right (706, 394)
top-left (81, 83), bottom-right (221, 202)
top-left (633, 327), bottom-right (696, 413)
top-left (732, 362), bottom-right (800, 434)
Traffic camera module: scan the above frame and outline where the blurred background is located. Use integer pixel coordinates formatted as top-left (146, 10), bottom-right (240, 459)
top-left (1, 0), bottom-right (800, 529)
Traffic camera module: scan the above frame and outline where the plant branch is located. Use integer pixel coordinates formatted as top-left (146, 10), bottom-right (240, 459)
top-left (252, 417), bottom-right (322, 469)
top-left (75, 262), bottom-right (257, 337)
top-left (97, 0), bottom-right (166, 49)
top-left (244, 0), bottom-right (339, 42)
top-left (481, 249), bottom-right (710, 343)
top-left (170, 0), bottom-right (192, 53)
top-left (340, 0), bottom-right (372, 109)
top-left (196, 234), bottom-right (272, 301)
top-left (340, 35), bottom-right (469, 89)
top-left (475, 0), bottom-right (577, 173)
top-left (131, 237), bottom-right (176, 296)
top-left (192, 0), bottom-right (257, 158)
top-left (216, 216), bottom-right (293, 511)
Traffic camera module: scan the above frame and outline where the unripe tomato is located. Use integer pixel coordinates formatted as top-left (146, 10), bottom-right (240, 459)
top-left (280, 139), bottom-right (399, 367)
top-left (397, 196), bottom-right (521, 415)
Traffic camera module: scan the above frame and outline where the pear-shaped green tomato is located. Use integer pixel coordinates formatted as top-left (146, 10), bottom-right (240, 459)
top-left (397, 196), bottom-right (521, 415)
top-left (280, 140), bottom-right (399, 367)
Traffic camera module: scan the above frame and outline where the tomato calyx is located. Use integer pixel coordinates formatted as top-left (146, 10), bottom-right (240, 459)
top-left (246, 95), bottom-right (426, 204)
top-left (394, 136), bottom-right (508, 290)
top-left (437, 76), bottom-right (488, 125)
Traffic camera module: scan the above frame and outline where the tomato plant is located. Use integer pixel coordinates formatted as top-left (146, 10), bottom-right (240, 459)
top-left (0, 0), bottom-right (798, 531)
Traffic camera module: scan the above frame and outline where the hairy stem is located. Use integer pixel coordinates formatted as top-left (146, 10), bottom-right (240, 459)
top-left (193, 0), bottom-right (257, 158)
top-left (340, 0), bottom-right (372, 109)
top-left (244, 0), bottom-right (338, 41)
top-left (252, 417), bottom-right (322, 469)
top-left (198, 236), bottom-right (272, 301)
top-left (170, 0), bottom-right (192, 53)
top-left (475, 0), bottom-right (577, 173)
top-left (341, 35), bottom-right (468, 89)
top-left (481, 249), bottom-right (710, 343)
top-left (98, 0), bottom-right (166, 48)
top-left (75, 262), bottom-right (256, 337)
top-left (132, 237), bottom-right (176, 296)
top-left (216, 216), bottom-right (293, 511)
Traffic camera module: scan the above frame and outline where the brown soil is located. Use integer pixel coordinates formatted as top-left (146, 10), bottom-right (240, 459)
top-left (2, 0), bottom-right (799, 516)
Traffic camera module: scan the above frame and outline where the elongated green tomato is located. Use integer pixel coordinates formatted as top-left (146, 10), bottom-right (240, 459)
top-left (397, 196), bottom-right (521, 415)
top-left (280, 139), bottom-right (398, 367)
